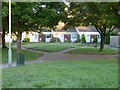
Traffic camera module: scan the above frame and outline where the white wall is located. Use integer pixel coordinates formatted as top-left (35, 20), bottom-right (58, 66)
top-left (22, 32), bottom-right (39, 42)
top-left (45, 38), bottom-right (51, 42)
top-left (53, 34), bottom-right (64, 42)
top-left (5, 35), bottom-right (9, 42)
top-left (78, 32), bottom-right (100, 43)
top-left (22, 32), bottom-right (26, 41)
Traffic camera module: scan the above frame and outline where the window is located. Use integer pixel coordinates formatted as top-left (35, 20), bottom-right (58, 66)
top-left (72, 34), bottom-right (77, 38)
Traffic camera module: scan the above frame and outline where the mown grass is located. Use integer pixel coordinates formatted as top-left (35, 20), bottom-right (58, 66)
top-left (1, 48), bottom-right (43, 64)
top-left (2, 58), bottom-right (118, 88)
top-left (66, 48), bottom-right (118, 55)
top-left (23, 43), bottom-right (82, 52)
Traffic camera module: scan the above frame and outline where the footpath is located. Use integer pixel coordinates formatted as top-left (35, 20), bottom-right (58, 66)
top-left (1, 45), bottom-right (118, 69)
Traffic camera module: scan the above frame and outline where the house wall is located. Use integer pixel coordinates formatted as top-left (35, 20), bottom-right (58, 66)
top-left (42, 32), bottom-right (52, 42)
top-left (4, 30), bottom-right (101, 43)
top-left (53, 34), bottom-right (64, 42)
top-left (5, 35), bottom-right (9, 42)
top-left (78, 32), bottom-right (101, 43)
top-left (39, 34), bottom-right (45, 42)
top-left (45, 34), bottom-right (51, 42)
top-left (64, 34), bottom-right (71, 42)
top-left (22, 32), bottom-right (39, 42)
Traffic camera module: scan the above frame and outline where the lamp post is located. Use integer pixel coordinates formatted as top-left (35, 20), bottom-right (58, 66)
top-left (8, 0), bottom-right (12, 67)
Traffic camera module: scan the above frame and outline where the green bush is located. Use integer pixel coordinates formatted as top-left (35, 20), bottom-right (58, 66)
top-left (81, 34), bottom-right (86, 43)
top-left (105, 36), bottom-right (110, 44)
top-left (76, 39), bottom-right (81, 43)
top-left (93, 36), bottom-right (98, 43)
top-left (23, 37), bottom-right (30, 43)
top-left (50, 37), bottom-right (61, 43)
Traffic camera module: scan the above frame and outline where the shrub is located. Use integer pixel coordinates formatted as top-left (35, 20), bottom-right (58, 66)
top-left (81, 34), bottom-right (86, 43)
top-left (105, 36), bottom-right (110, 44)
top-left (50, 37), bottom-right (61, 43)
top-left (23, 37), bottom-right (30, 43)
top-left (76, 39), bottom-right (81, 43)
top-left (93, 36), bottom-right (98, 43)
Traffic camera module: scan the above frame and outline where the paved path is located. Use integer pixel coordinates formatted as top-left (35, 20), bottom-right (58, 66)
top-left (1, 45), bottom-right (118, 69)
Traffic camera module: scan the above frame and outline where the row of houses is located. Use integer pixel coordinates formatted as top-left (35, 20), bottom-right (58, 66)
top-left (5, 26), bottom-right (101, 43)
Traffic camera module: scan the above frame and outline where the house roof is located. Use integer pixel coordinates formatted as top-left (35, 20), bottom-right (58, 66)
top-left (66, 28), bottom-right (77, 32)
top-left (42, 26), bottom-right (98, 33)
top-left (43, 29), bottom-right (51, 32)
top-left (54, 28), bottom-right (77, 32)
top-left (78, 26), bottom-right (97, 32)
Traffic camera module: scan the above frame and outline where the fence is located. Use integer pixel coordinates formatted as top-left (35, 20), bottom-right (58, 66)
top-left (110, 36), bottom-right (120, 47)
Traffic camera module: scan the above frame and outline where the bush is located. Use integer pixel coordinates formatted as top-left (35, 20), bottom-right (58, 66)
top-left (76, 39), bottom-right (81, 43)
top-left (23, 37), bottom-right (30, 43)
top-left (81, 34), bottom-right (86, 43)
top-left (50, 37), bottom-right (61, 43)
top-left (105, 36), bottom-right (110, 44)
top-left (93, 36), bottom-right (98, 43)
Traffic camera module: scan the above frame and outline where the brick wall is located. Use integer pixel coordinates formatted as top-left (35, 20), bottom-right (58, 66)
top-left (64, 34), bottom-right (71, 42)
top-left (39, 34), bottom-right (45, 42)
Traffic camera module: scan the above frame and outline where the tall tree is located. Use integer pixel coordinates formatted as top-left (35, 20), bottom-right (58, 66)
top-left (32, 2), bottom-right (66, 31)
top-left (64, 2), bottom-right (120, 51)
top-left (11, 2), bottom-right (34, 53)
top-left (2, 2), bottom-right (9, 49)
top-left (83, 2), bottom-right (120, 51)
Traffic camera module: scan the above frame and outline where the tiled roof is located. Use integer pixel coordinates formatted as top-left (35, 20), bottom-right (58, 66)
top-left (78, 26), bottom-right (97, 32)
top-left (66, 28), bottom-right (76, 32)
top-left (42, 29), bottom-right (51, 32)
top-left (54, 28), bottom-right (76, 32)
top-left (42, 26), bottom-right (98, 32)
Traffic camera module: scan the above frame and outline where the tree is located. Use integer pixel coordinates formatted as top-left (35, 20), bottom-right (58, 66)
top-left (32, 2), bottom-right (66, 31)
top-left (64, 2), bottom-right (120, 51)
top-left (31, 2), bottom-right (66, 43)
top-left (2, 2), bottom-right (9, 49)
top-left (11, 2), bottom-right (34, 54)
top-left (82, 2), bottom-right (120, 51)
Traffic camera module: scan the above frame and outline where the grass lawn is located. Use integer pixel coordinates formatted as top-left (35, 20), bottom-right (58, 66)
top-left (22, 43), bottom-right (82, 52)
top-left (1, 48), bottom-right (43, 64)
top-left (66, 48), bottom-right (118, 55)
top-left (2, 58), bottom-right (118, 88)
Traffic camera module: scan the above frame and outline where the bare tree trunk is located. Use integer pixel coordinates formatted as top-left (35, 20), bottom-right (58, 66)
top-left (99, 34), bottom-right (105, 51)
top-left (2, 29), bottom-right (7, 49)
top-left (17, 31), bottom-right (22, 54)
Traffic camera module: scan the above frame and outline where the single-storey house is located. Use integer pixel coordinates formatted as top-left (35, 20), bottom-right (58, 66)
top-left (76, 26), bottom-right (101, 43)
top-left (5, 26), bottom-right (101, 43)
top-left (39, 26), bottom-right (101, 43)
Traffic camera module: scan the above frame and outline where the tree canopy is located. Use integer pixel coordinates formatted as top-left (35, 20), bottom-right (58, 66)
top-left (64, 2), bottom-right (120, 51)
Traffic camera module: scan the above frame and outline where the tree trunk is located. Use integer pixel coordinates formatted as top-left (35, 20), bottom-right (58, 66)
top-left (99, 34), bottom-right (105, 51)
top-left (2, 29), bottom-right (7, 49)
top-left (17, 31), bottom-right (22, 54)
